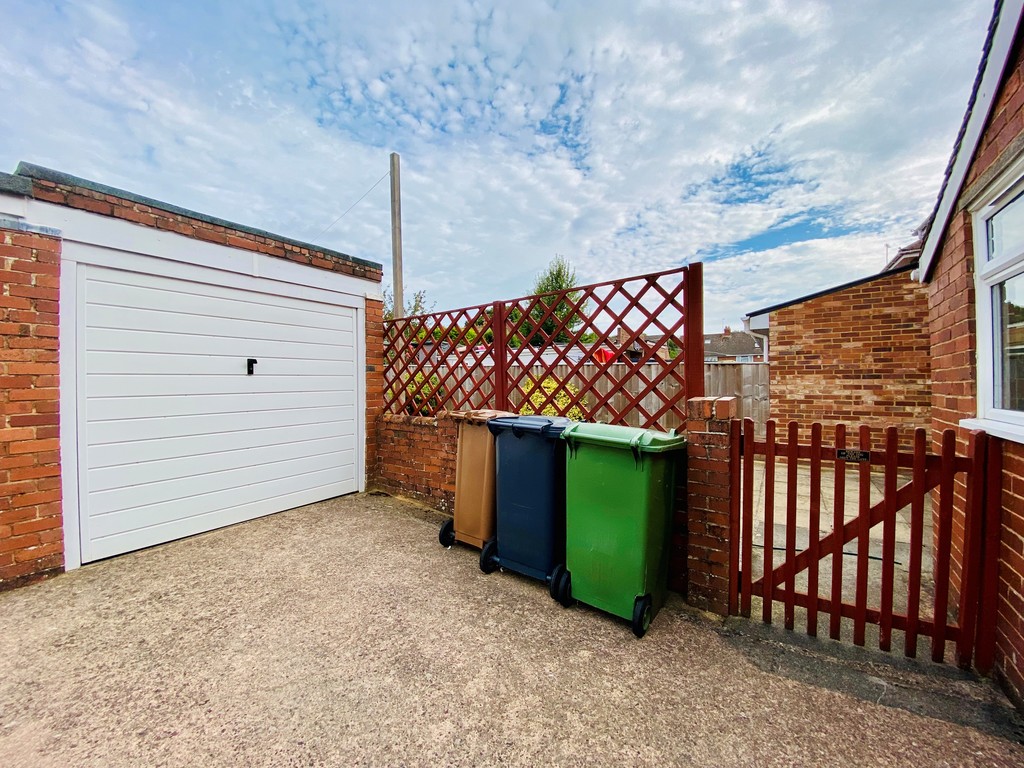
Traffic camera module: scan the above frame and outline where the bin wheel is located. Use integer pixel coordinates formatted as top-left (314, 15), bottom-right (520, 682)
top-left (632, 594), bottom-right (653, 638)
top-left (555, 568), bottom-right (573, 608)
top-left (439, 519), bottom-right (455, 548)
top-left (549, 565), bottom-right (565, 601)
top-left (480, 538), bottom-right (499, 574)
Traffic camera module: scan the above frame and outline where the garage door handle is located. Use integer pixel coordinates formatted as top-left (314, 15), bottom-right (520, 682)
top-left (247, 358), bottom-right (258, 375)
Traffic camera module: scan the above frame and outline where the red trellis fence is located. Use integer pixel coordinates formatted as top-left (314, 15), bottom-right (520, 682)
top-left (731, 418), bottom-right (1003, 671)
top-left (382, 264), bottom-right (704, 431)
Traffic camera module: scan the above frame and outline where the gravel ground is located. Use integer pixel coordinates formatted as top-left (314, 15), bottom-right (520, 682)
top-left (0, 493), bottom-right (1021, 767)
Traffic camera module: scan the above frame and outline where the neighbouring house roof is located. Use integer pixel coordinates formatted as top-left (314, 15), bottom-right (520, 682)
top-left (882, 238), bottom-right (923, 272)
top-left (703, 330), bottom-right (762, 357)
top-left (917, 0), bottom-right (1024, 281)
top-left (5, 162), bottom-right (382, 273)
top-left (744, 263), bottom-right (917, 323)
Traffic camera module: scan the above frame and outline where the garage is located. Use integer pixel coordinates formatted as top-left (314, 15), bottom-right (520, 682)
top-left (0, 164), bottom-right (384, 582)
top-left (77, 265), bottom-right (359, 562)
top-left (32, 203), bottom-right (379, 572)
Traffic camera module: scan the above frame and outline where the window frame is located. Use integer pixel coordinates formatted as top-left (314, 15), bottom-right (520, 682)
top-left (965, 154), bottom-right (1024, 442)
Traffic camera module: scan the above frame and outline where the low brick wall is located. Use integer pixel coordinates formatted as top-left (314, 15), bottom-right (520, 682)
top-left (369, 399), bottom-right (740, 614)
top-left (0, 224), bottom-right (63, 590)
top-left (370, 413), bottom-right (458, 514)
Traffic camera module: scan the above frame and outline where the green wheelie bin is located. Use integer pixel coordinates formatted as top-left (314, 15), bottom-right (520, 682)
top-left (551, 423), bottom-right (686, 638)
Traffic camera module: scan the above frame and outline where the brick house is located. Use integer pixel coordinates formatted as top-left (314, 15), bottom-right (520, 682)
top-left (914, 0), bottom-right (1024, 706)
top-left (0, 163), bottom-right (383, 590)
top-left (743, 263), bottom-right (932, 448)
top-left (702, 327), bottom-right (764, 363)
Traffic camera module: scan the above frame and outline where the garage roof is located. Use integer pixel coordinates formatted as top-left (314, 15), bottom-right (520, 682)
top-left (6, 162), bottom-right (383, 276)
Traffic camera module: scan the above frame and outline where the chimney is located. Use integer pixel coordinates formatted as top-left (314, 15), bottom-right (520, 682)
top-left (723, 325), bottom-right (731, 336)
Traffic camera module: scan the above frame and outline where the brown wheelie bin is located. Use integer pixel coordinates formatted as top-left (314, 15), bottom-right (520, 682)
top-left (438, 409), bottom-right (514, 550)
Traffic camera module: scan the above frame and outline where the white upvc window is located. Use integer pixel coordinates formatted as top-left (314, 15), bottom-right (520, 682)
top-left (967, 158), bottom-right (1024, 443)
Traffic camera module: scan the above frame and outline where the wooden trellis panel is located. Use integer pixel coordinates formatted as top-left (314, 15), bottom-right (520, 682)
top-left (381, 264), bottom-right (704, 430)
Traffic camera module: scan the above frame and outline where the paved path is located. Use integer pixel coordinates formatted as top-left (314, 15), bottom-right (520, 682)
top-left (1, 494), bottom-right (1020, 767)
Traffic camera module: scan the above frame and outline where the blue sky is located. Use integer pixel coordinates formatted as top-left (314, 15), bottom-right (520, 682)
top-left (0, 0), bottom-right (992, 330)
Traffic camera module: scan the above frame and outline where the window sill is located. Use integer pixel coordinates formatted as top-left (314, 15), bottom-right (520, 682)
top-left (960, 417), bottom-right (1024, 444)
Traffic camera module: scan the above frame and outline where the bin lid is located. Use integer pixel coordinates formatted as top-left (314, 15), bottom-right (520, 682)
top-left (488, 415), bottom-right (574, 438)
top-left (448, 409), bottom-right (516, 425)
top-left (560, 422), bottom-right (686, 453)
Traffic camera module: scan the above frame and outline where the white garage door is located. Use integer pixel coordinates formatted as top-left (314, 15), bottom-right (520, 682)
top-left (78, 265), bottom-right (358, 562)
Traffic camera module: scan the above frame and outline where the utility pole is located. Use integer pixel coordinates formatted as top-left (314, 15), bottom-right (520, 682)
top-left (390, 152), bottom-right (404, 319)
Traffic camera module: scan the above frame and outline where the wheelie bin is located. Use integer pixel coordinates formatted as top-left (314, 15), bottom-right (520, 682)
top-left (479, 415), bottom-right (573, 581)
top-left (550, 423), bottom-right (686, 638)
top-left (438, 409), bottom-right (514, 550)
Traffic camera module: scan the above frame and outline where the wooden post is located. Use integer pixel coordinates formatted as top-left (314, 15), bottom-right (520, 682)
top-left (492, 302), bottom-right (509, 411)
top-left (390, 152), bottom-right (404, 319)
top-left (975, 435), bottom-right (1003, 674)
top-left (685, 262), bottom-right (705, 398)
top-left (957, 430), bottom-right (987, 668)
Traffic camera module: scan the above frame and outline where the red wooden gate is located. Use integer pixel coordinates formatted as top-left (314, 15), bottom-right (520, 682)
top-left (731, 418), bottom-right (1003, 671)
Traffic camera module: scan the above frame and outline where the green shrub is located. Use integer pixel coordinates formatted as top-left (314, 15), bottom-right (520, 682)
top-left (406, 372), bottom-right (445, 416)
top-left (519, 377), bottom-right (586, 421)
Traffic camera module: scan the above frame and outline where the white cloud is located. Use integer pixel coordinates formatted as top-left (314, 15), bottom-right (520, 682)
top-left (0, 0), bottom-right (993, 330)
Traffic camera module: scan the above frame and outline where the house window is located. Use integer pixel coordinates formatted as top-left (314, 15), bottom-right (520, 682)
top-left (969, 171), bottom-right (1024, 441)
top-left (996, 273), bottom-right (1024, 411)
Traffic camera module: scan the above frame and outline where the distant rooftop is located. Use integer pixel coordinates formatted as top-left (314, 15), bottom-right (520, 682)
top-left (704, 329), bottom-right (761, 357)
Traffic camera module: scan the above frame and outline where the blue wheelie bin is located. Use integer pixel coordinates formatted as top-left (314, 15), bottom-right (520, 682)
top-left (479, 415), bottom-right (572, 583)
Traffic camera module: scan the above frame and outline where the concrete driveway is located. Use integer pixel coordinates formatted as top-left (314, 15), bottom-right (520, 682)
top-left (1, 494), bottom-right (1021, 767)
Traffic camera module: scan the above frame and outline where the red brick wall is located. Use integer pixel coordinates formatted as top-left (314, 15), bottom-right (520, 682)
top-left (0, 225), bottom-right (62, 590)
top-left (365, 298), bottom-right (385, 487)
top-left (367, 399), bottom-right (735, 612)
top-left (928, 32), bottom-right (1024, 706)
top-left (681, 397), bottom-right (737, 616)
top-left (769, 269), bottom-right (931, 450)
top-left (370, 414), bottom-right (458, 514)
top-left (29, 178), bottom-right (383, 283)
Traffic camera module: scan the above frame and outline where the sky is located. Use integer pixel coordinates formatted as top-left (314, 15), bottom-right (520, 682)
top-left (0, 0), bottom-right (993, 331)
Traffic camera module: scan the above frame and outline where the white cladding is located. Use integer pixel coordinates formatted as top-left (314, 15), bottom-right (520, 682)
top-left (78, 266), bottom-right (358, 561)
top-left (25, 198), bottom-right (373, 568)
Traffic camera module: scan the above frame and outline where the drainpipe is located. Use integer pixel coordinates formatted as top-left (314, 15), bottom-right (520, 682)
top-left (742, 315), bottom-right (769, 363)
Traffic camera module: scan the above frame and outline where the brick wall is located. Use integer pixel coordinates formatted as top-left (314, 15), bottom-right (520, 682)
top-left (681, 397), bottom-right (737, 616)
top-left (365, 298), bottom-right (385, 487)
top-left (27, 175), bottom-right (383, 283)
top-left (370, 413), bottom-right (458, 514)
top-left (367, 398), bottom-right (738, 614)
top-left (928, 209), bottom-right (975, 608)
top-left (768, 268), bottom-right (931, 451)
top-left (927, 31), bottom-right (1024, 706)
top-left (0, 224), bottom-right (62, 590)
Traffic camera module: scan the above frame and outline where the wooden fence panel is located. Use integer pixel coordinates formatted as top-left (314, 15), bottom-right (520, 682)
top-left (705, 363), bottom-right (768, 435)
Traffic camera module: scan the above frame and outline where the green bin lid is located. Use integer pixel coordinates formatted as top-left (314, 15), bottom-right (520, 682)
top-left (560, 422), bottom-right (686, 453)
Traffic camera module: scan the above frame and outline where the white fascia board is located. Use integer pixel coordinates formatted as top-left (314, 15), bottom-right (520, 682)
top-left (919, 0), bottom-right (1024, 282)
top-left (744, 313), bottom-right (770, 331)
top-left (25, 199), bottom-right (377, 299)
top-left (0, 191), bottom-right (28, 220)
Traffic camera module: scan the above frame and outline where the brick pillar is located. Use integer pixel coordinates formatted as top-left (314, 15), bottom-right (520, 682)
top-left (0, 223), bottom-right (63, 590)
top-left (682, 396), bottom-right (738, 616)
top-left (364, 297), bottom-right (385, 488)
